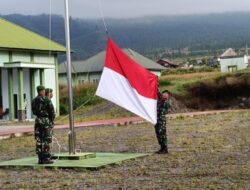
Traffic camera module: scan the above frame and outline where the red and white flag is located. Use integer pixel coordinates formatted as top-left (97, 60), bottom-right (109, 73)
top-left (96, 38), bottom-right (158, 124)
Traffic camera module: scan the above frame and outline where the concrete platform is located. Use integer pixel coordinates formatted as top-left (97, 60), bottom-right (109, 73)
top-left (0, 153), bottom-right (149, 169)
top-left (51, 152), bottom-right (96, 160)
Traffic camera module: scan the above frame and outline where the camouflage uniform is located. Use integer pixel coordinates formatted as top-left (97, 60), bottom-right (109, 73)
top-left (32, 95), bottom-right (55, 162)
top-left (154, 92), bottom-right (170, 148)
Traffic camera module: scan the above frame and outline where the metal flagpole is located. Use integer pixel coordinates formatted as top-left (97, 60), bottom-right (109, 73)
top-left (64, 0), bottom-right (76, 154)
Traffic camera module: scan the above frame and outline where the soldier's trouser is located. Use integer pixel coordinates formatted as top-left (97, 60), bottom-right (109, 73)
top-left (34, 120), bottom-right (53, 160)
top-left (154, 119), bottom-right (168, 147)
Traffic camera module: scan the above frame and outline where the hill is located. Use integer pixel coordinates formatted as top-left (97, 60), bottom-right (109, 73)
top-left (2, 12), bottom-right (250, 60)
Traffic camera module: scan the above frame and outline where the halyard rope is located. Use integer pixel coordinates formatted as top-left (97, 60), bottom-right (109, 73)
top-left (52, 134), bottom-right (61, 161)
top-left (98, 0), bottom-right (109, 35)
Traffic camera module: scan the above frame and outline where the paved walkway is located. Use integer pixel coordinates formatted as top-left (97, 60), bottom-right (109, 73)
top-left (0, 109), bottom-right (248, 140)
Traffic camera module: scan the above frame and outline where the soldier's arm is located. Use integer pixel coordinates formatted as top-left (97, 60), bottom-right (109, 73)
top-left (31, 98), bottom-right (37, 116)
top-left (47, 99), bottom-right (55, 123)
top-left (157, 80), bottom-right (161, 100)
top-left (164, 101), bottom-right (171, 114)
top-left (50, 102), bottom-right (55, 123)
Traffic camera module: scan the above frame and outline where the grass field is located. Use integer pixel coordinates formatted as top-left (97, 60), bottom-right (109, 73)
top-left (0, 111), bottom-right (249, 189)
top-left (159, 71), bottom-right (222, 95)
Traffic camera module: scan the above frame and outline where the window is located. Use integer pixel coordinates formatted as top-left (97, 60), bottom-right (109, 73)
top-left (228, 65), bottom-right (237, 72)
top-left (78, 80), bottom-right (85, 85)
top-left (93, 79), bottom-right (99, 84)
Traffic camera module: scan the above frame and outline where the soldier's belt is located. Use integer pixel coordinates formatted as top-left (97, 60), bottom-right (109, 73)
top-left (37, 115), bottom-right (49, 118)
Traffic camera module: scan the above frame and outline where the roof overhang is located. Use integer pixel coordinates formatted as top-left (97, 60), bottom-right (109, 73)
top-left (220, 55), bottom-right (244, 59)
top-left (3, 61), bottom-right (55, 69)
top-left (0, 47), bottom-right (66, 54)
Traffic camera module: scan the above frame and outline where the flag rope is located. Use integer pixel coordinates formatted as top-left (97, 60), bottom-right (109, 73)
top-left (98, 0), bottom-right (109, 35)
top-left (52, 135), bottom-right (61, 161)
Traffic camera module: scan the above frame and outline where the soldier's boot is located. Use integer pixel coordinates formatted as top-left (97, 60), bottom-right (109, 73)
top-left (42, 157), bottom-right (54, 164)
top-left (38, 155), bottom-right (42, 164)
top-left (159, 145), bottom-right (168, 154)
top-left (156, 145), bottom-right (168, 154)
top-left (155, 146), bottom-right (164, 154)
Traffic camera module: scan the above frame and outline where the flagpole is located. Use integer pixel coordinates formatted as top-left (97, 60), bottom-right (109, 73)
top-left (64, 0), bottom-right (76, 154)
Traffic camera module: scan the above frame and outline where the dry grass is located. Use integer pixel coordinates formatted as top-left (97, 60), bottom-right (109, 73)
top-left (0, 111), bottom-right (250, 189)
top-left (56, 101), bottom-right (135, 124)
top-left (158, 71), bottom-right (223, 96)
top-left (160, 71), bottom-right (221, 81)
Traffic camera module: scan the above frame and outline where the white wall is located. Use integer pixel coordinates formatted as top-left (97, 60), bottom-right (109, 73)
top-left (150, 70), bottom-right (161, 77)
top-left (2, 69), bottom-right (9, 110)
top-left (89, 73), bottom-right (101, 82)
top-left (13, 69), bottom-right (18, 96)
top-left (12, 52), bottom-right (31, 62)
top-left (59, 74), bottom-right (68, 85)
top-left (0, 51), bottom-right (9, 67)
top-left (220, 56), bottom-right (248, 72)
top-left (23, 69), bottom-right (31, 119)
top-left (34, 69), bottom-right (40, 88)
top-left (34, 54), bottom-right (54, 64)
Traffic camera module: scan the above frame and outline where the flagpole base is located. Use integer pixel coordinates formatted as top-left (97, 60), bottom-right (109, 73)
top-left (51, 152), bottom-right (96, 160)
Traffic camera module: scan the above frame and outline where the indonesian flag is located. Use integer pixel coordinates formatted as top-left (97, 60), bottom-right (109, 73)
top-left (96, 38), bottom-right (158, 124)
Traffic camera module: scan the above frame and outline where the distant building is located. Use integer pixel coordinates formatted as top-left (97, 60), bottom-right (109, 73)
top-left (180, 47), bottom-right (190, 55)
top-left (0, 18), bottom-right (65, 120)
top-left (220, 48), bottom-right (237, 58)
top-left (220, 48), bottom-right (249, 72)
top-left (59, 49), bottom-right (165, 86)
top-left (156, 59), bottom-right (179, 68)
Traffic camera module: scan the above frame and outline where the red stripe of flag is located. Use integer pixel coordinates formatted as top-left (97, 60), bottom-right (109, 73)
top-left (104, 38), bottom-right (158, 100)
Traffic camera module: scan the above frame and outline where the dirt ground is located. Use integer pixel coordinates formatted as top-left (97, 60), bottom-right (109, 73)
top-left (0, 111), bottom-right (249, 190)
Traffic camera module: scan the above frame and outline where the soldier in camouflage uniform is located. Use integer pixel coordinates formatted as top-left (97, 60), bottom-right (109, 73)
top-left (32, 86), bottom-right (55, 164)
top-left (45, 88), bottom-right (55, 127)
top-left (154, 90), bottom-right (171, 154)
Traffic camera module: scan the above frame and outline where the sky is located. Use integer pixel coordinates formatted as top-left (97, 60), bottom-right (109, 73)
top-left (1, 0), bottom-right (250, 19)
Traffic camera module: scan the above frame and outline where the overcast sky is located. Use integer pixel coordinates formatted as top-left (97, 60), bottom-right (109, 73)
top-left (1, 0), bottom-right (250, 18)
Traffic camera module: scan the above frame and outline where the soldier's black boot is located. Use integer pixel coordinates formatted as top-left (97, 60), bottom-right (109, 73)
top-left (156, 145), bottom-right (168, 154)
top-left (42, 158), bottom-right (54, 164)
top-left (155, 145), bottom-right (164, 154)
top-left (155, 147), bottom-right (163, 154)
top-left (159, 145), bottom-right (168, 154)
top-left (38, 155), bottom-right (43, 164)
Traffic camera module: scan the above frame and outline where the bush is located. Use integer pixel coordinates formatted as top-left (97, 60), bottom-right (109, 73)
top-left (162, 67), bottom-right (217, 76)
top-left (60, 104), bottom-right (68, 115)
top-left (178, 72), bottom-right (250, 110)
top-left (59, 84), bottom-right (103, 115)
top-left (159, 80), bottom-right (172, 86)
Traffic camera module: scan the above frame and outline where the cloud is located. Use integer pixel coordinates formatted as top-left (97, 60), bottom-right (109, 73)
top-left (1, 0), bottom-right (250, 18)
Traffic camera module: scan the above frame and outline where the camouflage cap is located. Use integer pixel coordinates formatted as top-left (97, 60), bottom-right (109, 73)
top-left (162, 89), bottom-right (171, 95)
top-left (45, 88), bottom-right (53, 93)
top-left (36, 85), bottom-right (45, 91)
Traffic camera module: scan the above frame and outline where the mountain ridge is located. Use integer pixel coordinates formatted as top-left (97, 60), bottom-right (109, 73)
top-left (1, 12), bottom-right (250, 60)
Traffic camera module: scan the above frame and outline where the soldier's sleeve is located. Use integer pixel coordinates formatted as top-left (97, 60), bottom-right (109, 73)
top-left (166, 101), bottom-right (171, 113)
top-left (157, 80), bottom-right (161, 99)
top-left (31, 98), bottom-right (37, 116)
top-left (47, 98), bottom-right (55, 123)
top-left (164, 101), bottom-right (171, 114)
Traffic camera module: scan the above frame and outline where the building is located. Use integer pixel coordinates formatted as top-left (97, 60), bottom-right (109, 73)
top-left (59, 48), bottom-right (165, 86)
top-left (219, 48), bottom-right (249, 72)
top-left (220, 48), bottom-right (237, 58)
top-left (220, 55), bottom-right (249, 72)
top-left (0, 18), bottom-right (65, 120)
top-left (156, 59), bottom-right (179, 68)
